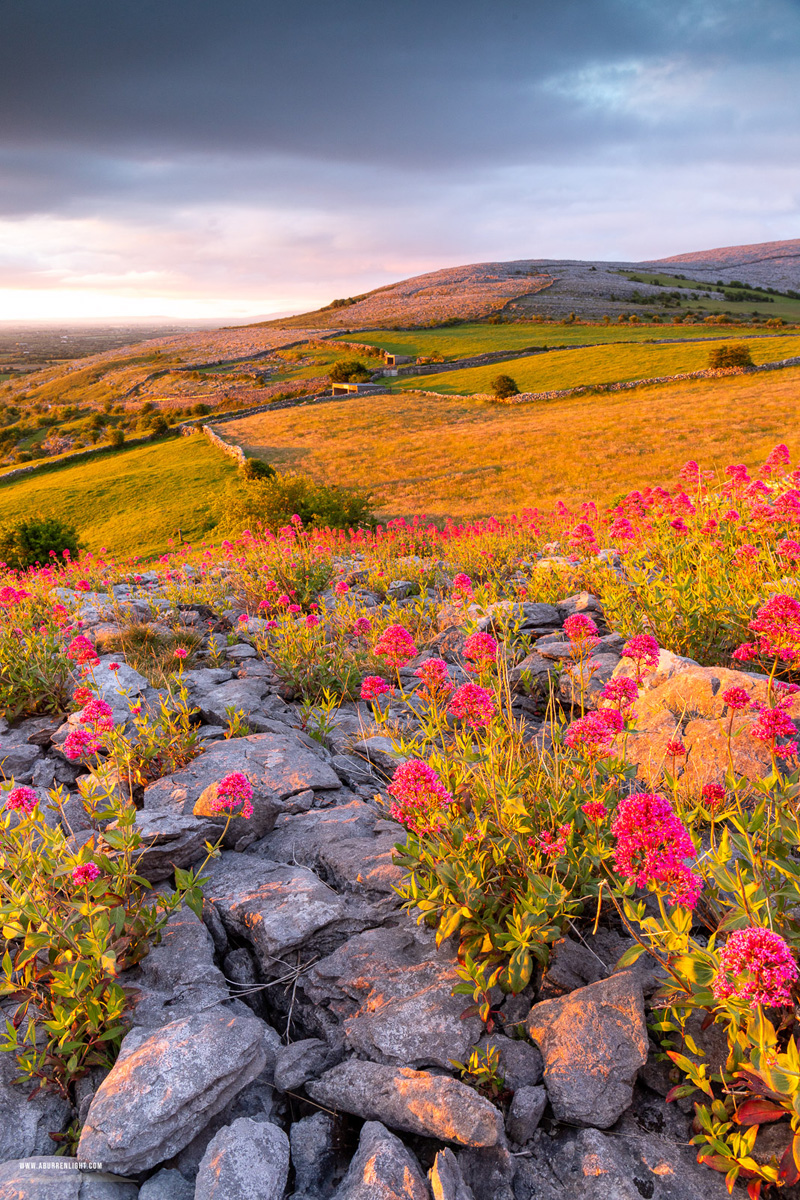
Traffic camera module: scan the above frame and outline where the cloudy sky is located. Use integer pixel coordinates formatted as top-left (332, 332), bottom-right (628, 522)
top-left (1, 0), bottom-right (799, 319)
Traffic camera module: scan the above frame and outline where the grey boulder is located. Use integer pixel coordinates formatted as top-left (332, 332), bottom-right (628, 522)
top-left (526, 972), bottom-right (648, 1128)
top-left (429, 1148), bottom-right (474, 1200)
top-left (307, 1061), bottom-right (503, 1147)
top-left (505, 1085), bottom-right (547, 1145)
top-left (0, 1158), bottom-right (137, 1199)
top-left (194, 1117), bottom-right (290, 1200)
top-left (332, 1121), bottom-right (429, 1200)
top-left (77, 1009), bottom-right (269, 1173)
top-left (138, 1169), bottom-right (194, 1200)
top-left (0, 1051), bottom-right (73, 1162)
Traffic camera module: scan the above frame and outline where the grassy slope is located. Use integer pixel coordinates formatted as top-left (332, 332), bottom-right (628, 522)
top-left (387, 334), bottom-right (800, 396)
top-left (348, 323), bottom-right (796, 360)
top-left (0, 436), bottom-right (236, 560)
top-left (222, 367), bottom-right (800, 517)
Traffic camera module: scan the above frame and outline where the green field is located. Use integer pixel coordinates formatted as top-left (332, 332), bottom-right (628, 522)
top-left (618, 271), bottom-right (800, 321)
top-left (0, 436), bottom-right (235, 560)
top-left (386, 333), bottom-right (800, 396)
top-left (219, 367), bottom-right (800, 518)
top-left (346, 322), bottom-right (797, 362)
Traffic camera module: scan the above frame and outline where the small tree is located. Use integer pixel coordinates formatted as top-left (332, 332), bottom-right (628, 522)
top-left (708, 343), bottom-right (754, 369)
top-left (490, 374), bottom-right (519, 400)
top-left (240, 458), bottom-right (275, 482)
top-left (110, 429), bottom-right (125, 449)
top-left (149, 415), bottom-right (169, 438)
top-left (0, 515), bottom-right (81, 569)
top-left (329, 359), bottom-right (370, 383)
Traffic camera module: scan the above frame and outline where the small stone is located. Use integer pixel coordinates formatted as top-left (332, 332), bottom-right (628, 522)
top-left (505, 1085), bottom-right (547, 1145)
top-left (194, 1116), bottom-right (290, 1200)
top-left (429, 1147), bottom-right (475, 1200)
top-left (138, 1168), bottom-right (195, 1200)
top-left (290, 1111), bottom-right (337, 1197)
top-left (273, 1038), bottom-right (330, 1092)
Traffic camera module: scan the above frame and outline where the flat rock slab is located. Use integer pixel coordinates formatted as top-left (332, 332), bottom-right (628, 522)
top-left (307, 1061), bottom-right (503, 1147)
top-left (77, 1009), bottom-right (269, 1173)
top-left (0, 1052), bottom-right (73, 1163)
top-left (304, 924), bottom-right (483, 1068)
top-left (333, 1121), bottom-right (430, 1200)
top-left (130, 811), bottom-right (219, 882)
top-left (258, 799), bottom-right (404, 894)
top-left (526, 972), bottom-right (647, 1129)
top-left (143, 731), bottom-right (342, 816)
top-left (122, 908), bottom-right (230, 1029)
top-left (203, 851), bottom-right (351, 968)
top-left (194, 1116), bottom-right (290, 1200)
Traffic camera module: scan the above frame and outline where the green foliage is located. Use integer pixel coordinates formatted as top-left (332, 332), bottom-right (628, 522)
top-left (0, 514), bottom-right (81, 571)
top-left (220, 470), bottom-right (376, 535)
top-left (328, 359), bottom-right (371, 383)
top-left (240, 457), bottom-right (275, 482)
top-left (490, 374), bottom-right (520, 399)
top-left (109, 428), bottom-right (125, 449)
top-left (708, 343), bottom-right (755, 369)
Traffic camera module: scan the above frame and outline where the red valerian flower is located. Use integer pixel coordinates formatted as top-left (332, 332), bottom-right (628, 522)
top-left (374, 624), bottom-right (417, 669)
top-left (701, 782), bottom-right (726, 812)
top-left (745, 593), bottom-right (800, 665)
top-left (448, 683), bottom-right (496, 728)
top-left (210, 772), bottom-right (254, 819)
top-left (665, 739), bottom-right (686, 758)
top-left (361, 675), bottom-right (393, 701)
top-left (564, 711), bottom-right (618, 758)
top-left (713, 927), bottom-right (797, 1007)
top-left (413, 658), bottom-right (453, 695)
top-left (66, 635), bottom-right (99, 666)
top-left (63, 729), bottom-right (101, 760)
top-left (620, 634), bottom-right (660, 683)
top-left (721, 686), bottom-right (750, 710)
top-left (612, 791), bottom-right (701, 908)
top-left (463, 631), bottom-right (498, 669)
top-left (351, 616), bottom-right (372, 637)
top-left (451, 573), bottom-right (473, 603)
top-left (562, 613), bottom-right (600, 648)
top-left (581, 801), bottom-right (608, 822)
top-left (5, 786), bottom-right (38, 815)
top-left (599, 676), bottom-right (639, 710)
top-left (71, 862), bottom-right (101, 886)
top-left (387, 759), bottom-right (453, 835)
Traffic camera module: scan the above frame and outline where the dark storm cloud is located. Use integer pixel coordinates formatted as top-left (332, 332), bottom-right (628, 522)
top-left (0, 0), bottom-right (798, 313)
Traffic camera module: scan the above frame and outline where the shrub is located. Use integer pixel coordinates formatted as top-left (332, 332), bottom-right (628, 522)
top-left (192, 402), bottom-right (210, 415)
top-left (329, 359), bottom-right (371, 383)
top-left (240, 457), bottom-right (276, 482)
top-left (149, 415), bottom-right (169, 438)
top-left (708, 343), bottom-right (754, 369)
top-left (220, 470), bottom-right (376, 534)
top-left (490, 374), bottom-right (519, 400)
top-left (0, 515), bottom-right (81, 570)
top-left (110, 428), bottom-right (124, 449)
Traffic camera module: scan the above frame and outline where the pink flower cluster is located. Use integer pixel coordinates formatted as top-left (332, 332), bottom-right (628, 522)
top-left (531, 823), bottom-right (572, 856)
top-left (738, 594), bottom-right (800, 666)
top-left (564, 710), bottom-right (621, 758)
top-left (562, 613), bottom-right (600, 648)
top-left (451, 573), bottom-right (473, 603)
top-left (66, 635), bottom-right (99, 666)
top-left (448, 683), bottom-right (496, 728)
top-left (63, 728), bottom-right (101, 760)
top-left (463, 631), bottom-right (497, 670)
top-left (72, 862), bottom-right (101, 887)
top-left (620, 634), bottom-right (660, 682)
top-left (374, 624), bottom-right (417, 669)
top-left (712, 927), bottom-right (798, 1007)
top-left (210, 772), bottom-right (254, 819)
top-left (387, 759), bottom-right (453, 835)
top-left (612, 791), bottom-right (702, 908)
top-left (599, 676), bottom-right (639, 711)
top-left (749, 695), bottom-right (798, 759)
top-left (361, 675), bottom-right (393, 701)
top-left (414, 658), bottom-right (453, 695)
top-left (5, 786), bottom-right (38, 815)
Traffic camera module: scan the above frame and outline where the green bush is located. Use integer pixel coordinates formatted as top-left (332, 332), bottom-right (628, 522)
top-left (0, 515), bottom-right (81, 570)
top-left (110, 428), bottom-right (125, 449)
top-left (490, 373), bottom-right (520, 399)
top-left (220, 470), bottom-right (375, 534)
top-left (329, 359), bottom-right (371, 383)
top-left (240, 457), bottom-right (276, 482)
top-left (149, 415), bottom-right (169, 438)
top-left (708, 342), bottom-right (754, 369)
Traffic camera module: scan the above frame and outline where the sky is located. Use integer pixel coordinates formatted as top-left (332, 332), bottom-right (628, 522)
top-left (1, 0), bottom-right (799, 320)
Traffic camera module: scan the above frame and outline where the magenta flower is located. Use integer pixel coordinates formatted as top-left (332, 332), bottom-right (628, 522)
top-left (374, 624), bottom-right (417, 669)
top-left (352, 616), bottom-right (372, 637)
top-left (463, 631), bottom-right (497, 669)
top-left (66, 635), bottom-right (99, 666)
top-left (210, 772), bottom-right (254, 819)
top-left (305, 613), bottom-right (321, 628)
top-left (612, 792), bottom-right (701, 909)
top-left (562, 613), bottom-right (600, 647)
top-left (387, 759), bottom-right (453, 835)
top-left (448, 683), bottom-right (496, 728)
top-left (413, 658), bottom-right (453, 695)
top-left (5, 786), bottom-right (38, 815)
top-left (722, 686), bottom-right (750, 710)
top-left (334, 581), bottom-right (349, 595)
top-left (746, 594), bottom-right (800, 665)
top-left (599, 677), bottom-right (639, 710)
top-left (750, 700), bottom-right (798, 756)
top-left (361, 675), bottom-right (393, 701)
top-left (620, 634), bottom-right (660, 683)
top-left (564, 711), bottom-right (618, 758)
top-left (777, 539), bottom-right (800, 560)
top-left (713, 927), bottom-right (797, 1007)
top-left (63, 728), bottom-right (101, 760)
top-left (701, 782), bottom-right (725, 812)
top-left (581, 801), bottom-right (608, 822)
top-left (72, 862), bottom-right (101, 887)
top-left (665, 739), bottom-right (686, 758)
top-left (79, 698), bottom-right (113, 724)
top-left (451, 573), bottom-right (473, 602)
top-left (174, 647), bottom-right (188, 659)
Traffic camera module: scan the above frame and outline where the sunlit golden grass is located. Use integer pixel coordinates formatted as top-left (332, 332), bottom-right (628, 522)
top-left (388, 334), bottom-right (800, 395)
top-left (222, 367), bottom-right (800, 517)
top-left (0, 437), bottom-right (236, 559)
